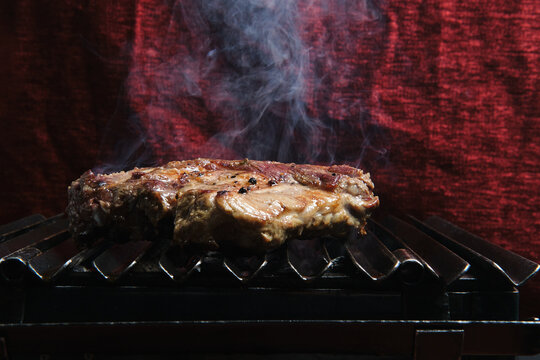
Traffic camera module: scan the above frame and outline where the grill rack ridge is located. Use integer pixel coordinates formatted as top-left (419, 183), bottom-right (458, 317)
top-left (0, 214), bottom-right (540, 286)
top-left (0, 212), bottom-right (537, 288)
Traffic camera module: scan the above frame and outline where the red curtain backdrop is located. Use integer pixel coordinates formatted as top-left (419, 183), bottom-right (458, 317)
top-left (1, 1), bottom-right (539, 314)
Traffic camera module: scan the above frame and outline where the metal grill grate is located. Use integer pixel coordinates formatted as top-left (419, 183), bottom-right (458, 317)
top-left (0, 213), bottom-right (537, 288)
top-left (0, 213), bottom-right (539, 359)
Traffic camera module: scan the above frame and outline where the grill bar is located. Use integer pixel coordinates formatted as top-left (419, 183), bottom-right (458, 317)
top-left (377, 215), bottom-right (470, 285)
top-left (0, 247), bottom-right (42, 281)
top-left (287, 238), bottom-right (334, 281)
top-left (0, 216), bottom-right (68, 259)
top-left (92, 240), bottom-right (153, 281)
top-left (159, 247), bottom-right (203, 282)
top-left (369, 218), bottom-right (431, 282)
top-left (0, 217), bottom-right (70, 281)
top-left (159, 249), bottom-right (203, 282)
top-left (345, 230), bottom-right (399, 281)
top-left (223, 254), bottom-right (268, 283)
top-left (0, 214), bottom-right (46, 240)
top-left (27, 237), bottom-right (108, 281)
top-left (410, 215), bottom-right (540, 286)
top-left (392, 248), bottom-right (425, 285)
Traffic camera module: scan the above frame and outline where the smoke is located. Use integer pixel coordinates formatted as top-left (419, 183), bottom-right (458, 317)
top-left (199, 0), bottom-right (316, 162)
top-left (111, 0), bottom-right (389, 169)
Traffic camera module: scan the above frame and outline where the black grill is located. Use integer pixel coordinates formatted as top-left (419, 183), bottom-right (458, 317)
top-left (0, 213), bottom-right (538, 359)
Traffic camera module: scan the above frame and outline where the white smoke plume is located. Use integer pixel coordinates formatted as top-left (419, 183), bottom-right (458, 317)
top-left (98, 0), bottom-right (388, 171)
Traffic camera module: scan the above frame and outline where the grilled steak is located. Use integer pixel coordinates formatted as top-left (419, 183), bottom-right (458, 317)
top-left (67, 159), bottom-right (379, 253)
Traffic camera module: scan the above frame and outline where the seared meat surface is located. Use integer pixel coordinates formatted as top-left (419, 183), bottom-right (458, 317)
top-left (67, 159), bottom-right (379, 252)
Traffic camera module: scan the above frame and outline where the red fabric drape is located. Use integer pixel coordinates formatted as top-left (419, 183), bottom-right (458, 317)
top-left (1, 1), bottom-right (538, 314)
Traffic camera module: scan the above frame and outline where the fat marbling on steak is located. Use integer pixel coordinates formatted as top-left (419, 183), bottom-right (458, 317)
top-left (67, 158), bottom-right (379, 252)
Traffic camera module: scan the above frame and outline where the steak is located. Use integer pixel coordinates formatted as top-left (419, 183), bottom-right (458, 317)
top-left (67, 158), bottom-right (379, 253)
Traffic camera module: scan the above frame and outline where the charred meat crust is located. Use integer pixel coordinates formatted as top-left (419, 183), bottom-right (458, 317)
top-left (67, 158), bottom-right (379, 252)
